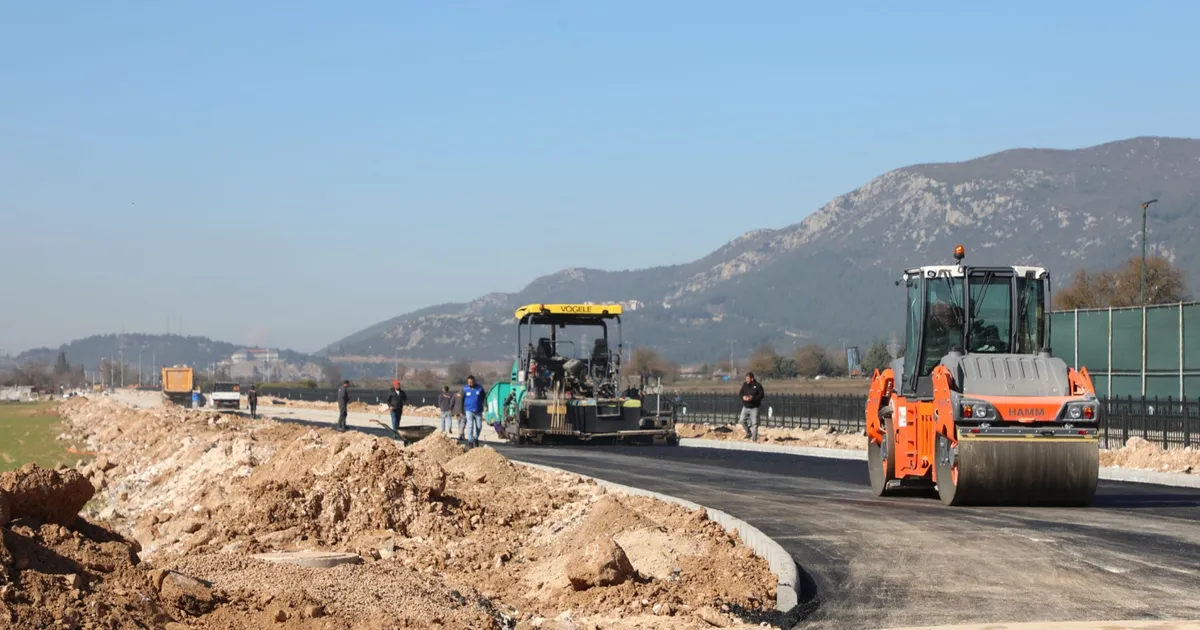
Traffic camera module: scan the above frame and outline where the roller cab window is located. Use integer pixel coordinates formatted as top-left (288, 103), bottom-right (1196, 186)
top-left (966, 271), bottom-right (1012, 354)
top-left (919, 276), bottom-right (965, 377)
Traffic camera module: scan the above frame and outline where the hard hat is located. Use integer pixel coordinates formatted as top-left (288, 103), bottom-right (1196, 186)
top-left (393, 380), bottom-right (400, 387)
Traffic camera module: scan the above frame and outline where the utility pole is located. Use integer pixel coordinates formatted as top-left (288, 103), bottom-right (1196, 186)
top-left (118, 328), bottom-right (126, 388)
top-left (1140, 199), bottom-right (1158, 306)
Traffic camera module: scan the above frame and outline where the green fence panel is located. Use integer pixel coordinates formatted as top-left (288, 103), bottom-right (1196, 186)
top-left (1109, 375), bottom-right (1142, 399)
top-left (1146, 305), bottom-right (1180, 371)
top-left (1076, 311), bottom-right (1110, 372)
top-left (1145, 374), bottom-right (1180, 399)
top-left (1185, 304), bottom-right (1200, 371)
top-left (1050, 312), bottom-right (1076, 366)
top-left (1110, 309), bottom-right (1143, 371)
top-left (1091, 374), bottom-right (1110, 398)
top-left (1185, 375), bottom-right (1200, 399)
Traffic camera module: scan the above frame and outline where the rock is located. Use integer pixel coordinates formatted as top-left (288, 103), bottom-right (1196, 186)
top-left (273, 609), bottom-right (289, 623)
top-left (58, 573), bottom-right (82, 590)
top-left (182, 520), bottom-right (203, 534)
top-left (302, 603), bottom-right (325, 619)
top-left (158, 571), bottom-right (217, 615)
top-left (565, 538), bottom-right (636, 591)
top-left (148, 569), bottom-right (169, 591)
top-left (494, 553), bottom-right (508, 568)
top-left (0, 464), bottom-right (94, 526)
top-left (97, 507), bottom-right (119, 521)
top-left (252, 551), bottom-right (363, 569)
top-left (694, 606), bottom-right (731, 627)
top-left (0, 492), bottom-right (10, 528)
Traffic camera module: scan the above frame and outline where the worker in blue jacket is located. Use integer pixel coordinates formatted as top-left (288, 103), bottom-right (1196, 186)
top-left (462, 375), bottom-right (486, 448)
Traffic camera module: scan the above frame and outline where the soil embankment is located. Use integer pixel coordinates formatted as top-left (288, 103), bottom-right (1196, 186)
top-left (0, 397), bottom-right (778, 629)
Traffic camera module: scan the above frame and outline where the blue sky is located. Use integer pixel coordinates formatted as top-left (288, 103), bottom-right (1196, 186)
top-left (3, 1), bottom-right (1199, 354)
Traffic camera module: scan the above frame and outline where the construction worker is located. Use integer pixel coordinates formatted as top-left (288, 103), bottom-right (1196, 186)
top-left (191, 389), bottom-right (201, 409)
top-left (738, 372), bottom-right (764, 441)
top-left (336, 380), bottom-right (350, 432)
top-left (386, 380), bottom-right (407, 432)
top-left (462, 375), bottom-right (485, 448)
top-left (451, 388), bottom-right (465, 440)
top-left (438, 386), bottom-right (454, 434)
top-left (247, 385), bottom-right (259, 419)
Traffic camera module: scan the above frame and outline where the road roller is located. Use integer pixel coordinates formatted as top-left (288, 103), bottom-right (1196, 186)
top-left (865, 245), bottom-right (1101, 506)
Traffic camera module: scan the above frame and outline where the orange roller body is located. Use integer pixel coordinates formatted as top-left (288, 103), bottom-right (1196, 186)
top-left (865, 246), bottom-right (1101, 507)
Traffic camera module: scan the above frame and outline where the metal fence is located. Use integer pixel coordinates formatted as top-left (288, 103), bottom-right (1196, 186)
top-left (672, 392), bottom-right (1200, 449)
top-left (259, 387), bottom-right (1200, 449)
top-left (1050, 301), bottom-right (1200, 399)
top-left (673, 393), bottom-right (868, 434)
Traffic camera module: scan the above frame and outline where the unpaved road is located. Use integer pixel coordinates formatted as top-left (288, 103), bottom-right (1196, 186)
top-left (491, 444), bottom-right (1200, 630)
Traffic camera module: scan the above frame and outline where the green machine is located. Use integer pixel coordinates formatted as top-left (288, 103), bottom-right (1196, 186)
top-left (485, 303), bottom-right (677, 445)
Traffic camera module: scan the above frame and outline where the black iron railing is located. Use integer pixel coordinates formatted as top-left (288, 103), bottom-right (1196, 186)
top-left (257, 387), bottom-right (1200, 449)
top-left (666, 392), bottom-right (1200, 449)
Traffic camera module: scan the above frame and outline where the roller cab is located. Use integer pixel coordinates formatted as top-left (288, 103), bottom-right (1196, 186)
top-left (866, 246), bottom-right (1101, 507)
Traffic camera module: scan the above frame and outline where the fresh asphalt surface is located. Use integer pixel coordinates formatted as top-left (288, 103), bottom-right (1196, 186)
top-left (493, 442), bottom-right (1200, 630)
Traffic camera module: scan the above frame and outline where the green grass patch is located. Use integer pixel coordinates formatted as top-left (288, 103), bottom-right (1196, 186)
top-left (0, 401), bottom-right (92, 472)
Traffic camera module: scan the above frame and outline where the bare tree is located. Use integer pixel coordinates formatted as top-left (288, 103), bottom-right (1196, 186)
top-left (1055, 256), bottom-right (1188, 309)
top-left (446, 359), bottom-right (472, 385)
top-left (746, 344), bottom-right (780, 378)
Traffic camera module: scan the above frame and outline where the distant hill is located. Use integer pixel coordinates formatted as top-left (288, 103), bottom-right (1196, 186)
top-left (321, 136), bottom-right (1200, 364)
top-left (16, 333), bottom-right (315, 372)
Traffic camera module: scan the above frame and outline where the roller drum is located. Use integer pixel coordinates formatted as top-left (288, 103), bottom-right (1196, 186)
top-left (939, 438), bottom-right (1099, 507)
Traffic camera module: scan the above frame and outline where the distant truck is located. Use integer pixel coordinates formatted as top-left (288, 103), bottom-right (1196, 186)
top-left (161, 366), bottom-right (195, 406)
top-left (209, 382), bottom-right (241, 410)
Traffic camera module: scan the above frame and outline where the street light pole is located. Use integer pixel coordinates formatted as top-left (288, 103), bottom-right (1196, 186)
top-left (1140, 199), bottom-right (1158, 306)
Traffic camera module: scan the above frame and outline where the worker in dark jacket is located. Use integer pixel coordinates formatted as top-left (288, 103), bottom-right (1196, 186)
top-left (738, 372), bottom-right (765, 441)
top-left (247, 385), bottom-right (259, 419)
top-left (336, 380), bottom-right (350, 431)
top-left (451, 389), bottom-right (465, 440)
top-left (386, 380), bottom-right (408, 431)
top-left (438, 386), bottom-right (454, 434)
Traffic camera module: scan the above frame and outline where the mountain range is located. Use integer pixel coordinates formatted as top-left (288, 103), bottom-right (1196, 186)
top-left (15, 334), bottom-right (318, 375)
top-left (320, 137), bottom-right (1196, 364)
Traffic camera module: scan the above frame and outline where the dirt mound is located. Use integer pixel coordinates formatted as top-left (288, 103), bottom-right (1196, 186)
top-left (0, 463), bottom-right (95, 526)
top-left (52, 397), bottom-right (775, 629)
top-left (405, 431), bottom-right (465, 466)
top-left (1101, 437), bottom-right (1200, 474)
top-left (676, 422), bottom-right (867, 449)
top-left (444, 445), bottom-right (524, 485)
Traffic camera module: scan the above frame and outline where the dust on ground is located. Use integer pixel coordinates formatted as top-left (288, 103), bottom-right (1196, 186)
top-left (676, 422), bottom-right (866, 450)
top-left (0, 395), bottom-right (777, 629)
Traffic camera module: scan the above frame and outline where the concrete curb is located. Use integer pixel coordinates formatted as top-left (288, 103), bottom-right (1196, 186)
top-left (679, 438), bottom-right (1200, 489)
top-left (1099, 467), bottom-right (1200, 488)
top-left (512, 460), bottom-right (800, 614)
